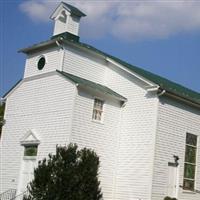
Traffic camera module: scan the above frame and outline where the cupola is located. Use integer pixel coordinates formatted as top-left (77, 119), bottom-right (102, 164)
top-left (50, 2), bottom-right (86, 37)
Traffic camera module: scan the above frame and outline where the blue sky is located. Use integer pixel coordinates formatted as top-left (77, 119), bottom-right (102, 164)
top-left (1, 0), bottom-right (200, 97)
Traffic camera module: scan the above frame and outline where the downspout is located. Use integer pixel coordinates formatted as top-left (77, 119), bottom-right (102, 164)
top-left (157, 89), bottom-right (166, 97)
top-left (113, 102), bottom-right (125, 199)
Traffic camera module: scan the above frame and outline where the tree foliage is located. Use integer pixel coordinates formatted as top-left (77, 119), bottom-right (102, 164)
top-left (0, 102), bottom-right (5, 137)
top-left (24, 144), bottom-right (103, 200)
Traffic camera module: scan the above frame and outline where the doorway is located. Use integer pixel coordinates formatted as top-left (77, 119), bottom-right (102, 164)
top-left (167, 163), bottom-right (179, 198)
top-left (17, 145), bottom-right (38, 195)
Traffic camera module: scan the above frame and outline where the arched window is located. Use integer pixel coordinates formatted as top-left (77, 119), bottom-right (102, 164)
top-left (59, 10), bottom-right (67, 23)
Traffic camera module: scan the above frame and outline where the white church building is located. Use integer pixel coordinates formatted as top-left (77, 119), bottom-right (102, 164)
top-left (1, 2), bottom-right (200, 200)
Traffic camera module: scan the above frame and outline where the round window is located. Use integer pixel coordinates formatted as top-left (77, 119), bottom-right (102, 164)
top-left (37, 56), bottom-right (46, 70)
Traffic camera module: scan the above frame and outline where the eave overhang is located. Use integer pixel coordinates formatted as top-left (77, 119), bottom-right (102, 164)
top-left (18, 38), bottom-right (62, 54)
top-left (2, 79), bottom-right (23, 99)
top-left (57, 70), bottom-right (127, 104)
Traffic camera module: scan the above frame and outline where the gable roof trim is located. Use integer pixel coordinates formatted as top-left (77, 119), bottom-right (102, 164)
top-left (106, 57), bottom-right (158, 88)
top-left (20, 129), bottom-right (40, 146)
top-left (160, 89), bottom-right (200, 109)
top-left (2, 79), bottom-right (23, 99)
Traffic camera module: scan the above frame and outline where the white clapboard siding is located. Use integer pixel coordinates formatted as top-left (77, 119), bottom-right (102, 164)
top-left (67, 16), bottom-right (80, 36)
top-left (0, 74), bottom-right (76, 193)
top-left (152, 97), bottom-right (200, 200)
top-left (63, 45), bottom-right (106, 84)
top-left (24, 47), bottom-right (63, 78)
top-left (104, 63), bottom-right (159, 200)
top-left (70, 90), bottom-right (121, 200)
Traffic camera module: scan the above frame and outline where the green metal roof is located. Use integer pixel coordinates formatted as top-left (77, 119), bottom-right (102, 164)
top-left (61, 2), bottom-right (86, 17)
top-left (57, 70), bottom-right (127, 102)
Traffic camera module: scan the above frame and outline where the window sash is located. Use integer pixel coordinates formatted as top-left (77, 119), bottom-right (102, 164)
top-left (183, 179), bottom-right (195, 191)
top-left (92, 99), bottom-right (104, 121)
top-left (92, 110), bottom-right (102, 121)
top-left (24, 146), bottom-right (38, 156)
top-left (184, 163), bottom-right (196, 179)
top-left (93, 108), bottom-right (103, 112)
top-left (94, 100), bottom-right (103, 110)
top-left (185, 145), bottom-right (197, 164)
top-left (183, 133), bottom-right (198, 191)
top-left (186, 133), bottom-right (197, 146)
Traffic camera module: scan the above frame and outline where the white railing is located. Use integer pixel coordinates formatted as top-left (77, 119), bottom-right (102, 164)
top-left (10, 190), bottom-right (29, 200)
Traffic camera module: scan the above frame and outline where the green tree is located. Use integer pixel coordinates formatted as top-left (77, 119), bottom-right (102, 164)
top-left (24, 144), bottom-right (103, 200)
top-left (0, 102), bottom-right (5, 137)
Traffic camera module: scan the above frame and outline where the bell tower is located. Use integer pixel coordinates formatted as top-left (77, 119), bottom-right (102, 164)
top-left (50, 2), bottom-right (86, 37)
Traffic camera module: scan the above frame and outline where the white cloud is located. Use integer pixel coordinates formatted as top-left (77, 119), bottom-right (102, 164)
top-left (19, 0), bottom-right (200, 41)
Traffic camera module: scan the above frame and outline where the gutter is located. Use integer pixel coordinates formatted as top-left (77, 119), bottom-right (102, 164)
top-left (157, 88), bottom-right (200, 109)
top-left (157, 89), bottom-right (166, 97)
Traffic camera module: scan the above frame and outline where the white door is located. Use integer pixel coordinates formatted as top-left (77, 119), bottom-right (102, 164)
top-left (167, 165), bottom-right (178, 198)
top-left (17, 158), bottom-right (37, 195)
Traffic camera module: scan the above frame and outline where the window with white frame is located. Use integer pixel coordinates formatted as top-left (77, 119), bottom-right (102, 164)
top-left (92, 98), bottom-right (104, 121)
top-left (24, 145), bottom-right (38, 157)
top-left (183, 133), bottom-right (198, 191)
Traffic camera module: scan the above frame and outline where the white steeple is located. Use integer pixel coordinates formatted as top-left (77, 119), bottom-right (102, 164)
top-left (50, 2), bottom-right (86, 36)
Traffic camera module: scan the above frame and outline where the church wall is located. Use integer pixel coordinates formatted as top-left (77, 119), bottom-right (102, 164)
top-left (0, 74), bottom-right (76, 193)
top-left (104, 63), bottom-right (159, 200)
top-left (63, 44), bottom-right (159, 199)
top-left (63, 45), bottom-right (107, 85)
top-left (152, 97), bottom-right (200, 200)
top-left (71, 89), bottom-right (121, 200)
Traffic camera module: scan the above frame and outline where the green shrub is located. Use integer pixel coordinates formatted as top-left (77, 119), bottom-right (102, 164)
top-left (23, 143), bottom-right (103, 200)
top-left (0, 102), bottom-right (5, 137)
top-left (164, 197), bottom-right (177, 200)
top-left (164, 197), bottom-right (172, 200)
